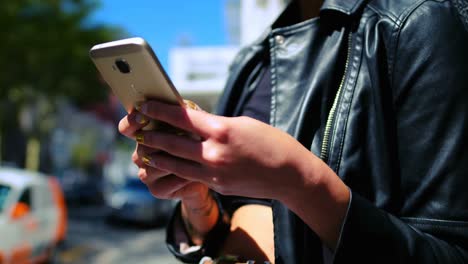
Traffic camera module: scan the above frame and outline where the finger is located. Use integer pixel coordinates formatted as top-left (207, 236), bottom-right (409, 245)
top-left (137, 166), bottom-right (172, 184)
top-left (136, 144), bottom-right (161, 157)
top-left (132, 146), bottom-right (145, 167)
top-left (142, 152), bottom-right (210, 184)
top-left (118, 110), bottom-right (150, 138)
top-left (136, 100), bottom-right (220, 138)
top-left (135, 130), bottom-right (203, 163)
top-left (146, 174), bottom-right (192, 199)
top-left (133, 144), bottom-right (158, 167)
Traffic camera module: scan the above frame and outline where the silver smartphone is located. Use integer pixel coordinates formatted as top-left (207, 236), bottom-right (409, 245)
top-left (89, 37), bottom-right (184, 113)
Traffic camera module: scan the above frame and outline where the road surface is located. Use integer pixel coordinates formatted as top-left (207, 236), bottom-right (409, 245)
top-left (57, 205), bottom-right (182, 264)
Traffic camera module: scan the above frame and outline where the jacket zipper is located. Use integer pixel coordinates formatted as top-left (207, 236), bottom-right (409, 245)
top-left (320, 33), bottom-right (352, 162)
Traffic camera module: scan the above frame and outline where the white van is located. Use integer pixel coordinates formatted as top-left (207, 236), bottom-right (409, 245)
top-left (0, 167), bottom-right (67, 264)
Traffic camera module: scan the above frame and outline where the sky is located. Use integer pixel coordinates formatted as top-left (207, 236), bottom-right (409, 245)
top-left (91, 0), bottom-right (229, 70)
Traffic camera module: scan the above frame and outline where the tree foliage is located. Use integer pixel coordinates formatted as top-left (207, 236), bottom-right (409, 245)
top-left (0, 0), bottom-right (123, 107)
top-left (0, 0), bottom-right (124, 168)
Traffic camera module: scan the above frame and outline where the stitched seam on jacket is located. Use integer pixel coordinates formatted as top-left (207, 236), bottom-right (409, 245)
top-left (335, 31), bottom-right (362, 173)
top-left (269, 35), bottom-right (278, 127)
top-left (368, 0), bottom-right (430, 26)
top-left (402, 217), bottom-right (468, 228)
top-left (333, 8), bottom-right (373, 172)
top-left (410, 224), bottom-right (468, 232)
top-left (367, 5), bottom-right (400, 25)
top-left (389, 0), bottom-right (449, 99)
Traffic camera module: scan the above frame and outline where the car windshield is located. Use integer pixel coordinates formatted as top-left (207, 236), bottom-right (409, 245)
top-left (0, 184), bottom-right (11, 213)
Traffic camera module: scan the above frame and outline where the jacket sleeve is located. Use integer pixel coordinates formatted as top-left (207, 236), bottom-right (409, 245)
top-left (334, 1), bottom-right (468, 263)
top-left (166, 198), bottom-right (231, 263)
top-left (165, 195), bottom-right (271, 263)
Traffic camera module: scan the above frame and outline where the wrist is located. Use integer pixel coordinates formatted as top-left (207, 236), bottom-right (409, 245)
top-left (283, 152), bottom-right (350, 249)
top-left (181, 191), bottom-right (219, 245)
top-left (182, 190), bottom-right (213, 213)
top-left (278, 148), bottom-right (325, 206)
top-left (182, 193), bottom-right (216, 217)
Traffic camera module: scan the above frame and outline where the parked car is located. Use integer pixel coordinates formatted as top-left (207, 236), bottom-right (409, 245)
top-left (105, 177), bottom-right (176, 226)
top-left (57, 168), bottom-right (104, 206)
top-left (0, 167), bottom-right (67, 264)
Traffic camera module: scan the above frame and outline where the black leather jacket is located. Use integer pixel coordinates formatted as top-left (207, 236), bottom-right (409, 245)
top-left (213, 0), bottom-right (468, 263)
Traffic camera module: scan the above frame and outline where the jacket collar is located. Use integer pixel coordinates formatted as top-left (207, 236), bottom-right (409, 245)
top-left (320, 0), bottom-right (367, 15)
top-left (252, 0), bottom-right (366, 45)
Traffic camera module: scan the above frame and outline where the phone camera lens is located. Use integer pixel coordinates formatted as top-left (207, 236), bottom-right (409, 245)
top-left (115, 59), bottom-right (131, 73)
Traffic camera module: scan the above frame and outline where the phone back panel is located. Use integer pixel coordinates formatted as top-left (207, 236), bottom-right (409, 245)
top-left (90, 38), bottom-right (183, 113)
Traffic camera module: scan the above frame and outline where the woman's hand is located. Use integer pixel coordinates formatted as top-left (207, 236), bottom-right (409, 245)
top-left (119, 108), bottom-right (219, 244)
top-left (118, 109), bottom-right (210, 207)
top-left (120, 100), bottom-right (350, 249)
top-left (126, 100), bottom-right (321, 202)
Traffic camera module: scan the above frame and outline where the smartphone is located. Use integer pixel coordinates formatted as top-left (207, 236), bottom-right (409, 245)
top-left (89, 37), bottom-right (193, 132)
top-left (89, 37), bottom-right (184, 112)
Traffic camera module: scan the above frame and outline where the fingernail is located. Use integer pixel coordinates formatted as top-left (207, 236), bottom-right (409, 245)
top-left (142, 155), bottom-right (154, 166)
top-left (183, 99), bottom-right (202, 111)
top-left (135, 113), bottom-right (148, 125)
top-left (135, 133), bottom-right (144, 143)
top-left (134, 101), bottom-right (146, 112)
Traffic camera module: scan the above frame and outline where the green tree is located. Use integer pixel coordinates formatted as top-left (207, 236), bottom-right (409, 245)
top-left (0, 0), bottom-right (124, 170)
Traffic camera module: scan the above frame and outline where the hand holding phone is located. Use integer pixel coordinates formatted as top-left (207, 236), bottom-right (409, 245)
top-left (89, 37), bottom-right (200, 131)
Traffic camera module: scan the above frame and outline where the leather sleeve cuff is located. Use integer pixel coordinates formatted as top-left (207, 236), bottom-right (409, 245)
top-left (166, 196), bottom-right (231, 263)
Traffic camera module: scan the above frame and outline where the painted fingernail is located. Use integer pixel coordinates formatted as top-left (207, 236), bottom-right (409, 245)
top-left (142, 155), bottom-right (154, 166)
top-left (135, 133), bottom-right (144, 143)
top-left (134, 101), bottom-right (146, 113)
top-left (183, 99), bottom-right (202, 111)
top-left (135, 113), bottom-right (148, 125)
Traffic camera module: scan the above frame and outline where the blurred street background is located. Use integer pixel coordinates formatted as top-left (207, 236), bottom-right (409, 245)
top-left (0, 0), bottom-right (287, 263)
